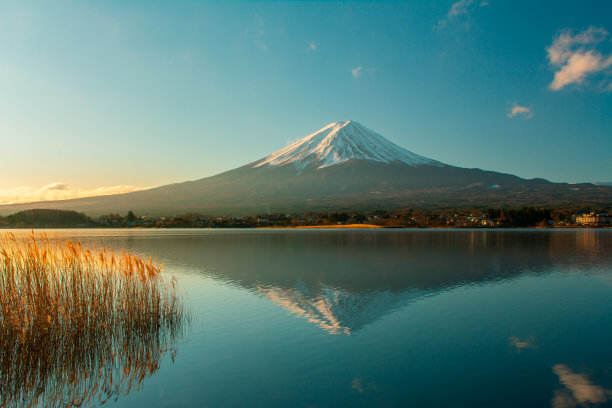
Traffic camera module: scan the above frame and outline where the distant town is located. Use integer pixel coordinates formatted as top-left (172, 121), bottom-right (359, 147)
top-left (0, 208), bottom-right (611, 229)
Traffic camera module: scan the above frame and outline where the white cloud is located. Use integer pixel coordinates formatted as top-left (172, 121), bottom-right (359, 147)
top-left (351, 66), bottom-right (376, 79)
top-left (307, 42), bottom-right (317, 51)
top-left (508, 103), bottom-right (532, 118)
top-left (551, 364), bottom-right (612, 408)
top-left (438, 0), bottom-right (474, 29)
top-left (448, 0), bottom-right (473, 18)
top-left (0, 183), bottom-right (149, 205)
top-left (550, 51), bottom-right (612, 90)
top-left (438, 0), bottom-right (489, 29)
top-left (547, 26), bottom-right (612, 91)
top-left (41, 182), bottom-right (70, 191)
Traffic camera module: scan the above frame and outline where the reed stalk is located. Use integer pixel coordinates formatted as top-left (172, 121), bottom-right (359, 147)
top-left (0, 232), bottom-right (187, 408)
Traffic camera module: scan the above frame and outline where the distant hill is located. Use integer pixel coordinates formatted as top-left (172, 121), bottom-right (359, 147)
top-left (0, 209), bottom-right (93, 228)
top-left (0, 121), bottom-right (611, 216)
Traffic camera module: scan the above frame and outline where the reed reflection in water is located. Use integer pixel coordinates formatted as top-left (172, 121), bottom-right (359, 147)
top-left (0, 233), bottom-right (187, 408)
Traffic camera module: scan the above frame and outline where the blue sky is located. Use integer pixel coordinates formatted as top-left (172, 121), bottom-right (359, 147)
top-left (1, 1), bottom-right (611, 203)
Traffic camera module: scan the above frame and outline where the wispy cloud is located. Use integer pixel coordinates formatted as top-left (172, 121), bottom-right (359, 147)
top-left (507, 103), bottom-right (533, 119)
top-left (0, 183), bottom-right (149, 205)
top-left (42, 182), bottom-right (71, 191)
top-left (307, 42), bottom-right (317, 51)
top-left (437, 0), bottom-right (487, 30)
top-left (254, 28), bottom-right (267, 51)
top-left (547, 26), bottom-right (612, 91)
top-left (551, 364), bottom-right (612, 408)
top-left (351, 66), bottom-right (375, 79)
top-left (245, 17), bottom-right (268, 51)
top-left (448, 0), bottom-right (473, 19)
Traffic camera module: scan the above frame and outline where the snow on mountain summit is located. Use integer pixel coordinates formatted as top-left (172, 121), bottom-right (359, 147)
top-left (254, 121), bottom-right (441, 172)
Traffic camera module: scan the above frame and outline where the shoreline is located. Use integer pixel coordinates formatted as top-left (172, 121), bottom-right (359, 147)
top-left (1, 225), bottom-right (611, 230)
top-left (257, 224), bottom-right (383, 229)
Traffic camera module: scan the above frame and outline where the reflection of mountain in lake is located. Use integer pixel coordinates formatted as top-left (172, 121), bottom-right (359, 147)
top-left (118, 230), bottom-right (612, 335)
top-left (258, 284), bottom-right (429, 335)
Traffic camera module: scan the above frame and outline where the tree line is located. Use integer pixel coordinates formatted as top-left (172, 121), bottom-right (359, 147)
top-left (0, 206), bottom-right (609, 228)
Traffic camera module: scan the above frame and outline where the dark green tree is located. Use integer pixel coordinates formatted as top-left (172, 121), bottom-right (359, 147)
top-left (126, 210), bottom-right (137, 223)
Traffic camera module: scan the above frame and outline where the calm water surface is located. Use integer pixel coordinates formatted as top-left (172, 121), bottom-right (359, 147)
top-left (7, 229), bottom-right (612, 407)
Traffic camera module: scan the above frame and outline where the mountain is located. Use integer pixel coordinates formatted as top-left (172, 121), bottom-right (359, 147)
top-left (1, 120), bottom-right (611, 216)
top-left (254, 120), bottom-right (441, 171)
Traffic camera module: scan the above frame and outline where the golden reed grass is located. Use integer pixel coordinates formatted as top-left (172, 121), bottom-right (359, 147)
top-left (0, 232), bottom-right (187, 408)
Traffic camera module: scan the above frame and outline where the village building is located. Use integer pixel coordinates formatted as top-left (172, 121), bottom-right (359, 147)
top-left (575, 212), bottom-right (612, 227)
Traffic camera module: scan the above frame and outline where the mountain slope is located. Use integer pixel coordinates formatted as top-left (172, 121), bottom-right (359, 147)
top-left (1, 121), bottom-right (611, 215)
top-left (254, 120), bottom-right (441, 171)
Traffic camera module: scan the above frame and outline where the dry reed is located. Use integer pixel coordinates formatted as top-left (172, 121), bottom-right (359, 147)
top-left (0, 232), bottom-right (187, 408)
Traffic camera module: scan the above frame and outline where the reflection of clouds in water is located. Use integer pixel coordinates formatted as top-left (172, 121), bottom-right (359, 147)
top-left (551, 364), bottom-right (612, 408)
top-left (509, 336), bottom-right (535, 352)
top-left (352, 378), bottom-right (364, 393)
top-left (351, 377), bottom-right (377, 394)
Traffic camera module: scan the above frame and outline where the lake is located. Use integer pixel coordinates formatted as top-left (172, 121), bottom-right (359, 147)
top-left (4, 229), bottom-right (612, 407)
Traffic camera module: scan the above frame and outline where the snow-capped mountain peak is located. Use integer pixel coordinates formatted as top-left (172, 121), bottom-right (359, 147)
top-left (254, 121), bottom-right (441, 172)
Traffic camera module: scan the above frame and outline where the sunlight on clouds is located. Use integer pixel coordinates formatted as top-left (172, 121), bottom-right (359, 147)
top-left (0, 183), bottom-right (149, 204)
top-left (547, 26), bottom-right (612, 91)
top-left (547, 27), bottom-right (607, 66)
top-left (551, 364), bottom-right (612, 408)
top-left (42, 182), bottom-right (71, 192)
top-left (551, 52), bottom-right (612, 90)
top-left (507, 103), bottom-right (532, 119)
